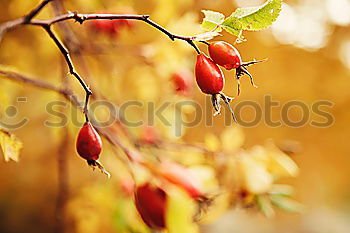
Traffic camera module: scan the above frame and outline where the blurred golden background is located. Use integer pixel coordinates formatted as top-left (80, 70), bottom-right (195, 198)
top-left (0, 0), bottom-right (350, 233)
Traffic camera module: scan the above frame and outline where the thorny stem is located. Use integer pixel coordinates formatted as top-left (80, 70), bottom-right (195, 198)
top-left (0, 1), bottom-right (210, 173)
top-left (24, 0), bottom-right (55, 23)
top-left (0, 0), bottom-right (53, 35)
top-left (0, 69), bottom-right (229, 163)
top-left (50, 0), bottom-right (81, 53)
top-left (0, 68), bottom-right (144, 162)
top-left (42, 25), bottom-right (92, 121)
top-left (0, 2), bottom-right (204, 122)
top-left (29, 12), bottom-right (202, 54)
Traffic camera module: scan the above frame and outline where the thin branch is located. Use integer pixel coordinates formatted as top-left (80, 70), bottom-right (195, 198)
top-left (0, 68), bottom-right (140, 163)
top-left (0, 69), bottom-right (221, 165)
top-left (50, 0), bottom-right (81, 53)
top-left (0, 69), bottom-right (67, 94)
top-left (0, 0), bottom-right (54, 39)
top-left (1, 5), bottom-right (203, 122)
top-left (24, 0), bottom-right (55, 23)
top-left (42, 25), bottom-right (92, 120)
top-left (29, 13), bottom-right (201, 54)
top-left (0, 1), bottom-right (206, 163)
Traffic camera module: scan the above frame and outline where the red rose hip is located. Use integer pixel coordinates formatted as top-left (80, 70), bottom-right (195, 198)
top-left (195, 53), bottom-right (224, 95)
top-left (76, 122), bottom-right (102, 161)
top-left (195, 53), bottom-right (236, 121)
top-left (208, 41), bottom-right (264, 96)
top-left (209, 41), bottom-right (242, 70)
top-left (135, 183), bottom-right (167, 229)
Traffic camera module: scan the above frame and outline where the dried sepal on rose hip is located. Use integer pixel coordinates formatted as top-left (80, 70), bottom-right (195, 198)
top-left (76, 121), bottom-right (110, 177)
top-left (134, 183), bottom-right (167, 230)
top-left (208, 41), bottom-right (265, 96)
top-left (195, 53), bottom-right (236, 121)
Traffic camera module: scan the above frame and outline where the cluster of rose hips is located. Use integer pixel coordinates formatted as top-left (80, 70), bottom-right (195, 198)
top-left (171, 41), bottom-right (263, 120)
top-left (75, 40), bottom-right (263, 230)
top-left (76, 122), bottom-right (206, 230)
top-left (195, 41), bottom-right (263, 120)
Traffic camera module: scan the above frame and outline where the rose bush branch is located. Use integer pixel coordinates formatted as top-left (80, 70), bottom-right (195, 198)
top-left (0, 68), bottom-right (226, 164)
top-left (29, 12), bottom-right (201, 54)
top-left (0, 69), bottom-right (136, 162)
top-left (0, 0), bottom-right (203, 122)
top-left (0, 0), bottom-right (54, 39)
top-left (42, 25), bottom-right (92, 121)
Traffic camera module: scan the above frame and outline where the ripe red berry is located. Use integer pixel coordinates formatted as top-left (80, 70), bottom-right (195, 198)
top-left (76, 122), bottom-right (102, 161)
top-left (160, 162), bottom-right (202, 199)
top-left (195, 53), bottom-right (224, 95)
top-left (208, 41), bottom-right (263, 96)
top-left (195, 53), bottom-right (236, 121)
top-left (172, 69), bottom-right (193, 96)
top-left (208, 41), bottom-right (242, 70)
top-left (135, 183), bottom-right (167, 229)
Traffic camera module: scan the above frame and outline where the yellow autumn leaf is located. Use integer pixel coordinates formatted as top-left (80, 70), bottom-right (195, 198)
top-left (166, 188), bottom-right (199, 233)
top-left (204, 133), bottom-right (220, 151)
top-left (250, 145), bottom-right (270, 165)
top-left (0, 128), bottom-right (23, 162)
top-left (200, 192), bottom-right (231, 224)
top-left (238, 153), bottom-right (273, 194)
top-left (265, 141), bottom-right (299, 178)
top-left (188, 165), bottom-right (219, 193)
top-left (250, 142), bottom-right (299, 179)
top-left (220, 126), bottom-right (245, 152)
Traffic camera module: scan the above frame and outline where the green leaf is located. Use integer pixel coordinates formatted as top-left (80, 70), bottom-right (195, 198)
top-left (201, 10), bottom-right (224, 32)
top-left (222, 0), bottom-right (282, 41)
top-left (0, 128), bottom-right (23, 162)
top-left (270, 195), bottom-right (305, 213)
